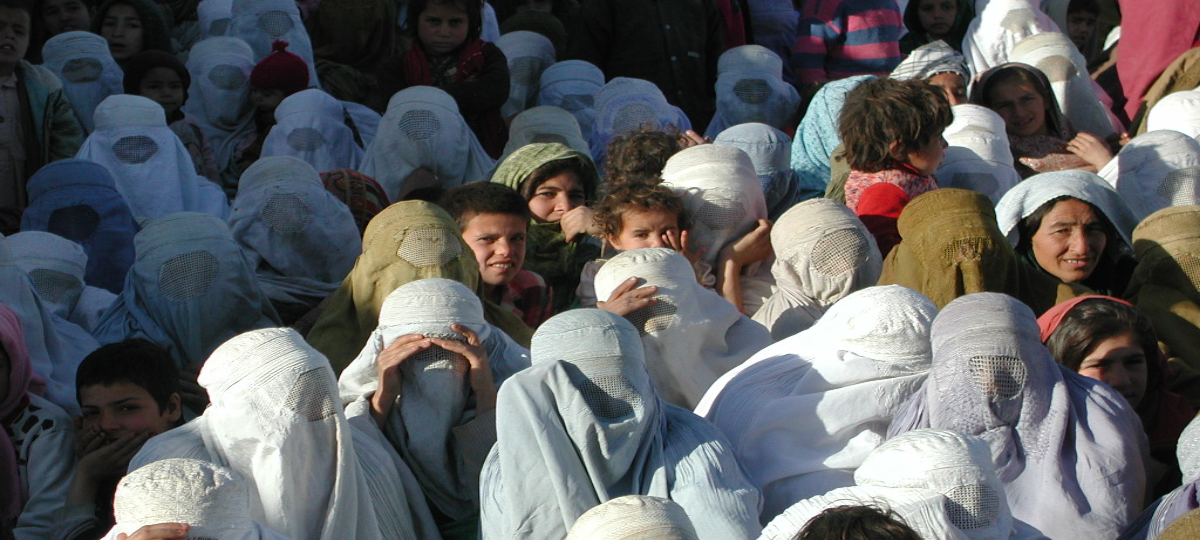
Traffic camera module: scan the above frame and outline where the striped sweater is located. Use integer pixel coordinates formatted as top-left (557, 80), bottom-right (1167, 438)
top-left (791, 0), bottom-right (904, 85)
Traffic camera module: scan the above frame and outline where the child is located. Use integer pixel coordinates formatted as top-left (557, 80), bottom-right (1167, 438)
top-left (898, 0), bottom-right (974, 54)
top-left (840, 77), bottom-right (951, 215)
top-left (371, 0), bottom-right (509, 157)
top-left (1065, 0), bottom-right (1099, 56)
top-left (441, 181), bottom-right (552, 328)
top-left (123, 50), bottom-right (219, 183)
top-left (91, 0), bottom-right (172, 64)
top-left (55, 339), bottom-right (183, 540)
top-left (232, 40), bottom-right (310, 180)
top-left (27, 0), bottom-right (94, 63)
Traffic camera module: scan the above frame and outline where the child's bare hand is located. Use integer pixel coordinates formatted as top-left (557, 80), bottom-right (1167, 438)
top-left (677, 130), bottom-right (710, 149)
top-left (664, 229), bottom-right (706, 267)
top-left (117, 524), bottom-right (189, 540)
top-left (78, 431), bottom-right (148, 481)
top-left (561, 206), bottom-right (597, 242)
top-left (719, 219), bottom-right (772, 267)
top-left (597, 277), bottom-right (659, 317)
top-left (1066, 132), bottom-right (1114, 171)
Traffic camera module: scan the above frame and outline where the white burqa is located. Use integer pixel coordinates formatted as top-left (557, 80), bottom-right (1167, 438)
top-left (704, 45), bottom-right (800, 138)
top-left (1098, 129), bottom-right (1200, 220)
top-left (961, 0), bottom-right (1060, 77)
top-left (4, 231), bottom-right (116, 332)
top-left (262, 89), bottom-right (364, 173)
top-left (227, 0), bottom-right (319, 86)
top-left (495, 31), bottom-right (557, 120)
top-left (938, 104), bottom-right (1022, 203)
top-left (40, 31), bottom-right (123, 134)
top-left (1146, 90), bottom-right (1200, 140)
top-left (536, 60), bottom-right (604, 139)
top-left (500, 105), bottom-right (592, 161)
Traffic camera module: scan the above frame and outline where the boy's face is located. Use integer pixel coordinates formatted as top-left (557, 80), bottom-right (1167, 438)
top-left (139, 66), bottom-right (185, 116)
top-left (904, 135), bottom-right (947, 177)
top-left (79, 381), bottom-right (181, 442)
top-left (608, 209), bottom-right (681, 252)
top-left (250, 86), bottom-right (287, 113)
top-left (1066, 11), bottom-right (1097, 51)
top-left (41, 0), bottom-right (91, 35)
top-left (100, 3), bottom-right (143, 61)
top-left (917, 0), bottom-right (956, 39)
top-left (0, 6), bottom-right (30, 78)
top-left (928, 72), bottom-right (967, 106)
top-left (418, 2), bottom-right (469, 56)
top-left (462, 212), bottom-right (528, 288)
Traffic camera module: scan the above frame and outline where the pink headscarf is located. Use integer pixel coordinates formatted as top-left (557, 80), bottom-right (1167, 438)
top-left (0, 302), bottom-right (37, 520)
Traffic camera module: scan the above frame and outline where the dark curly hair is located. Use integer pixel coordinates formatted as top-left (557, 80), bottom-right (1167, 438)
top-left (603, 127), bottom-right (680, 189)
top-left (593, 182), bottom-right (691, 240)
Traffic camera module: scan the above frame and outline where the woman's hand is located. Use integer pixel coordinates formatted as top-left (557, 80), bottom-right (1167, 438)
top-left (430, 324), bottom-right (496, 412)
top-left (117, 524), bottom-right (189, 540)
top-left (562, 206), bottom-right (598, 242)
top-left (370, 334), bottom-right (433, 427)
top-left (1066, 132), bottom-right (1114, 171)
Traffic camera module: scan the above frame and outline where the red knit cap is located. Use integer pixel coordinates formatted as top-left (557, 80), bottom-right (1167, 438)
top-left (249, 40), bottom-right (309, 93)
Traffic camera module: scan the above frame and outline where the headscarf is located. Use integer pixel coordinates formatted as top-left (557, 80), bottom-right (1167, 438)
top-left (700, 286), bottom-right (935, 520)
top-left (704, 45), bottom-right (800, 139)
top-left (228, 156), bottom-right (361, 308)
top-left (536, 60), bottom-right (604, 140)
top-left (891, 40), bottom-right (969, 82)
top-left (937, 104), bottom-right (1021, 203)
top-left (877, 188), bottom-right (1088, 314)
top-left (305, 201), bottom-right (480, 372)
top-left (495, 31), bottom-right (557, 120)
top-left (338, 279), bottom-right (531, 522)
top-left (100, 459), bottom-right (292, 540)
top-left (994, 169), bottom-right (1139, 295)
top-left (594, 248), bottom-right (772, 409)
top-left (41, 31), bottom-right (124, 134)
top-left (92, 212), bottom-right (280, 371)
top-left (887, 292), bottom-right (1147, 539)
top-left (0, 303), bottom-right (36, 522)
top-left (1099, 130), bottom-right (1200, 220)
top-left (76, 95), bottom-right (230, 220)
top-left (91, 0), bottom-right (174, 56)
top-left (714, 123), bottom-right (802, 220)
top-left (1124, 206), bottom-right (1200, 403)
top-left (960, 0), bottom-right (1059, 77)
top-left (588, 77), bottom-right (691, 172)
top-left (182, 36), bottom-right (256, 188)
top-left (479, 309), bottom-right (763, 540)
top-left (762, 429), bottom-right (1014, 540)
top-left (360, 86), bottom-right (495, 201)
top-left (789, 75), bottom-right (872, 197)
top-left (261, 89), bottom-right (364, 173)
top-left (0, 243), bottom-right (97, 414)
top-left (320, 169), bottom-right (390, 236)
top-left (1037, 295), bottom-right (1194, 455)
top-left (1009, 32), bottom-right (1116, 139)
top-left (1146, 91), bottom-right (1200, 140)
top-left (19, 158), bottom-right (137, 293)
top-left (490, 142), bottom-right (600, 314)
top-left (228, 0), bottom-right (319, 86)
top-left (565, 496), bottom-right (700, 540)
top-left (970, 63), bottom-right (1085, 177)
top-left (4, 232), bottom-right (117, 332)
top-left (500, 105), bottom-right (591, 161)
top-left (899, 0), bottom-right (974, 53)
top-left (751, 199), bottom-right (883, 341)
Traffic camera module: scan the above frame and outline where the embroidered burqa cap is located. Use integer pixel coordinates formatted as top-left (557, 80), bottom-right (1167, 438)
top-left (262, 89), bottom-right (364, 173)
top-left (937, 105), bottom-right (1021, 203)
top-left (566, 495), bottom-right (700, 540)
top-left (1098, 129), bottom-right (1200, 220)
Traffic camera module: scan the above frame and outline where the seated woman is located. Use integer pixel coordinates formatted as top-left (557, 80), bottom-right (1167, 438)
top-left (972, 63), bottom-right (1116, 178)
top-left (479, 309), bottom-right (763, 540)
top-left (1039, 295), bottom-right (1195, 496)
top-left (994, 169), bottom-right (1140, 295)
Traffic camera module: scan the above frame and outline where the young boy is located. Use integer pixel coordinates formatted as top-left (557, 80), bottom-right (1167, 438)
top-left (440, 181), bottom-right (552, 328)
top-left (1065, 0), bottom-right (1099, 55)
top-left (0, 0), bottom-right (83, 234)
top-left (231, 39), bottom-right (309, 183)
top-left (56, 339), bottom-right (183, 540)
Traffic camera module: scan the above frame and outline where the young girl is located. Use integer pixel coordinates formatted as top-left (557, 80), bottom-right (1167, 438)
top-left (899, 0), bottom-right (974, 54)
top-left (973, 63), bottom-right (1115, 178)
top-left (123, 50), bottom-right (219, 183)
top-left (371, 0), bottom-right (509, 157)
top-left (91, 0), bottom-right (171, 64)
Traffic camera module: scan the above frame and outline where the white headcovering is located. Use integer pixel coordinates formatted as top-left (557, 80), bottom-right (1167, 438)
top-left (197, 0), bottom-right (233, 37)
top-left (760, 486), bottom-right (969, 540)
top-left (994, 169), bottom-right (1139, 250)
top-left (197, 328), bottom-right (383, 540)
top-left (751, 200), bottom-right (883, 341)
top-left (496, 31), bottom-right (557, 119)
top-left (182, 36), bottom-right (256, 184)
top-left (595, 248), bottom-right (771, 408)
top-left (77, 95), bottom-right (230, 220)
top-left (961, 0), bottom-right (1060, 77)
top-left (102, 459), bottom-right (291, 540)
top-left (660, 144), bottom-right (768, 267)
top-left (0, 242), bottom-right (98, 414)
top-left (887, 293), bottom-right (1147, 539)
top-left (227, 0), bottom-right (319, 86)
top-left (262, 89), bottom-right (363, 173)
top-left (589, 77), bottom-right (692, 171)
top-left (501, 105), bottom-right (592, 160)
top-left (41, 31), bottom-right (123, 134)
top-left (341, 100), bottom-right (381, 149)
top-left (1146, 90), bottom-right (1200, 139)
top-left (537, 60), bottom-right (604, 139)
top-left (1009, 32), bottom-right (1116, 139)
top-left (705, 45), bottom-right (801, 139)
top-left (4, 231), bottom-right (116, 332)
top-left (480, 309), bottom-right (763, 540)
top-left (1098, 130), bottom-right (1200, 220)
top-left (713, 123), bottom-right (802, 220)
top-left (937, 105), bottom-right (1021, 203)
top-left (227, 156), bottom-right (361, 306)
top-left (360, 86), bottom-right (495, 201)
top-left (890, 40), bottom-right (969, 82)
top-left (338, 278), bottom-right (530, 520)
top-left (700, 286), bottom-right (935, 520)
top-left (566, 496), bottom-right (700, 540)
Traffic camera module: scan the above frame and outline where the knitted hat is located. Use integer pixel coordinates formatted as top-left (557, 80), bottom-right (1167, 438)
top-left (249, 40), bottom-right (309, 93)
